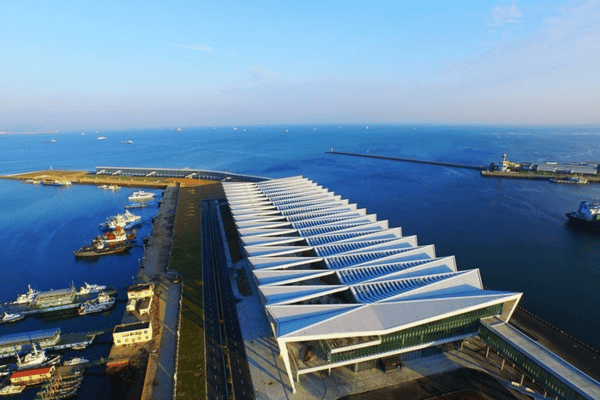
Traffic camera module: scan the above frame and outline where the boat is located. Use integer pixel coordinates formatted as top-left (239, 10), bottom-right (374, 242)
top-left (71, 343), bottom-right (87, 351)
top-left (124, 203), bottom-right (148, 209)
top-left (77, 282), bottom-right (106, 295)
top-left (78, 292), bottom-right (115, 315)
top-left (0, 384), bottom-right (25, 395)
top-left (63, 357), bottom-right (88, 366)
top-left (35, 385), bottom-right (79, 399)
top-left (97, 185), bottom-right (119, 190)
top-left (1, 311), bottom-right (24, 324)
top-left (100, 226), bottom-right (136, 243)
top-left (121, 140), bottom-right (133, 144)
top-left (128, 190), bottom-right (155, 201)
top-left (52, 180), bottom-right (72, 186)
top-left (97, 136), bottom-right (106, 140)
top-left (550, 175), bottom-right (588, 184)
top-left (566, 200), bottom-right (600, 232)
top-left (14, 285), bottom-right (39, 304)
top-left (73, 239), bottom-right (132, 258)
top-left (99, 210), bottom-right (141, 230)
top-left (16, 344), bottom-right (61, 370)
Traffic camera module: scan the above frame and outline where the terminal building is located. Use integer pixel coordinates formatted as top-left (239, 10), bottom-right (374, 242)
top-left (223, 176), bottom-right (523, 393)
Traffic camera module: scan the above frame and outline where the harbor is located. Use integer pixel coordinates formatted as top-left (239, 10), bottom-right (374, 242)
top-left (2, 157), bottom-right (600, 399)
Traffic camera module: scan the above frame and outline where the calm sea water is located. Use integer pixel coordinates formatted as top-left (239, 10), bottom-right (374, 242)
top-left (1, 125), bottom-right (600, 397)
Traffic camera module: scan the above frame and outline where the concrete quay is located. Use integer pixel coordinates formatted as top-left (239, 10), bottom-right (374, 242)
top-left (106, 185), bottom-right (183, 400)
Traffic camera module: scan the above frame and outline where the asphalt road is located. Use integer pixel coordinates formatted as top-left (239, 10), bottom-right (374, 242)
top-left (210, 200), bottom-right (254, 400)
top-left (202, 200), bottom-right (228, 400)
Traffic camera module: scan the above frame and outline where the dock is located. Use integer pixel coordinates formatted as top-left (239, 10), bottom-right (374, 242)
top-left (326, 150), bottom-right (486, 170)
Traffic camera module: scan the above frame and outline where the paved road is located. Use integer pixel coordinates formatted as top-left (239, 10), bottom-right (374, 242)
top-left (202, 201), bottom-right (228, 400)
top-left (210, 200), bottom-right (254, 400)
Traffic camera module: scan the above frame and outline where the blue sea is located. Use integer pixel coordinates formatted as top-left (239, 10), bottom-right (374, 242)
top-left (1, 125), bottom-right (600, 398)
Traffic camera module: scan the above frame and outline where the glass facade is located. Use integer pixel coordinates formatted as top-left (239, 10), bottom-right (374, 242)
top-left (479, 324), bottom-right (588, 400)
top-left (321, 303), bottom-right (503, 363)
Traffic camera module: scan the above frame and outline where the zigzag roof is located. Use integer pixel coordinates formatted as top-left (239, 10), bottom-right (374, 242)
top-left (223, 177), bottom-right (522, 342)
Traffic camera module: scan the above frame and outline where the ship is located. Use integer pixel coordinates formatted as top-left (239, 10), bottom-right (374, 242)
top-left (77, 283), bottom-right (106, 295)
top-left (550, 176), bottom-right (588, 184)
top-left (13, 285), bottom-right (39, 304)
top-left (100, 226), bottom-right (136, 243)
top-left (566, 200), bottom-right (600, 232)
top-left (128, 190), bottom-right (155, 201)
top-left (99, 210), bottom-right (141, 229)
top-left (73, 239), bottom-right (132, 257)
top-left (16, 344), bottom-right (61, 370)
top-left (1, 311), bottom-right (24, 324)
top-left (0, 384), bottom-right (26, 395)
top-left (78, 292), bottom-right (116, 315)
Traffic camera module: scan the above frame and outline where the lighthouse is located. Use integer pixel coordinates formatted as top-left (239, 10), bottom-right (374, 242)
top-left (500, 153), bottom-right (508, 172)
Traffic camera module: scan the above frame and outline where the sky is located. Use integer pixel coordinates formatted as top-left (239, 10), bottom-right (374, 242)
top-left (1, 0), bottom-right (599, 130)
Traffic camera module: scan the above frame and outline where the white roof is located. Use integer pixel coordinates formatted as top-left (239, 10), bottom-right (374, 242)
top-left (223, 176), bottom-right (522, 342)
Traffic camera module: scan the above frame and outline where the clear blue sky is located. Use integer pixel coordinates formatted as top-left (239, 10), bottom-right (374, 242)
top-left (1, 0), bottom-right (599, 130)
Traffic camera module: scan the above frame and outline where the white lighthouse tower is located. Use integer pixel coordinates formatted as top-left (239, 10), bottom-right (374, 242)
top-left (499, 153), bottom-right (508, 172)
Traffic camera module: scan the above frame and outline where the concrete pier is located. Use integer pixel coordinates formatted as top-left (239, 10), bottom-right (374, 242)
top-left (326, 151), bottom-right (486, 170)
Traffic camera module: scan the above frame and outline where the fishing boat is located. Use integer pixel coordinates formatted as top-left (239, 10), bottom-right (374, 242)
top-left (73, 239), bottom-right (132, 258)
top-left (99, 210), bottom-right (141, 230)
top-left (0, 384), bottom-right (26, 395)
top-left (16, 344), bottom-right (61, 370)
top-left (1, 311), bottom-right (24, 324)
top-left (128, 190), bottom-right (155, 201)
top-left (100, 226), bottom-right (136, 243)
top-left (78, 293), bottom-right (115, 315)
top-left (13, 285), bottom-right (39, 304)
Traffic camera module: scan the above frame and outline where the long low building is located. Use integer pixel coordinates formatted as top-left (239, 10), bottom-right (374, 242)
top-left (223, 176), bottom-right (523, 393)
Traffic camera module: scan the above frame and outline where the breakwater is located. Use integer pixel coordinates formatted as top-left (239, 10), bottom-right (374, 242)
top-left (326, 150), bottom-right (486, 171)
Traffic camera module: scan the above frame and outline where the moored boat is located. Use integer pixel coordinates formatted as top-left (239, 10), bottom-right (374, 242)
top-left (16, 345), bottom-right (61, 370)
top-left (128, 190), bottom-right (155, 201)
top-left (73, 239), bottom-right (132, 258)
top-left (78, 293), bottom-right (115, 315)
top-left (0, 384), bottom-right (26, 395)
top-left (99, 210), bottom-right (141, 230)
top-left (100, 226), bottom-right (136, 243)
top-left (566, 199), bottom-right (600, 232)
top-left (550, 175), bottom-right (589, 184)
top-left (13, 285), bottom-right (39, 304)
top-left (1, 312), bottom-right (24, 324)
top-left (77, 282), bottom-right (106, 295)
top-left (63, 357), bottom-right (88, 366)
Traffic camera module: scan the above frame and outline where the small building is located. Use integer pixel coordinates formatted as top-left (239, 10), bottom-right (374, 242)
top-left (137, 297), bottom-right (153, 316)
top-left (113, 321), bottom-right (153, 346)
top-left (126, 298), bottom-right (137, 312)
top-left (127, 283), bottom-right (154, 300)
top-left (11, 365), bottom-right (55, 385)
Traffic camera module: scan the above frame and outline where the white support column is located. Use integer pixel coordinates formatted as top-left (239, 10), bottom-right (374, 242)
top-left (278, 340), bottom-right (297, 393)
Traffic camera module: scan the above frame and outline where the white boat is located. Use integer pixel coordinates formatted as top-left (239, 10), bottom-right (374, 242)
top-left (16, 344), bottom-right (61, 370)
top-left (1, 311), bottom-right (24, 324)
top-left (77, 282), bottom-right (107, 295)
top-left (52, 180), bottom-right (72, 186)
top-left (121, 140), bottom-right (133, 144)
top-left (14, 284), bottom-right (39, 304)
top-left (128, 190), bottom-right (155, 201)
top-left (78, 292), bottom-right (116, 315)
top-left (98, 185), bottom-right (119, 190)
top-left (97, 136), bottom-right (106, 140)
top-left (63, 357), bottom-right (89, 366)
top-left (99, 210), bottom-right (141, 229)
top-left (0, 384), bottom-right (25, 395)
